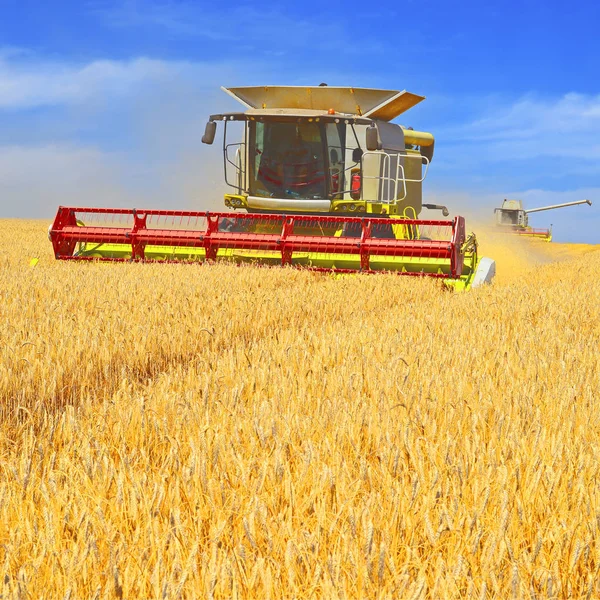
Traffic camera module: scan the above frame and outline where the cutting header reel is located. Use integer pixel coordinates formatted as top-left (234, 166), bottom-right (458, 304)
top-left (49, 85), bottom-right (496, 290)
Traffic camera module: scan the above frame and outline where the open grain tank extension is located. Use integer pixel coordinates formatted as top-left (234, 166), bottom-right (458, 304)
top-left (49, 85), bottom-right (496, 290)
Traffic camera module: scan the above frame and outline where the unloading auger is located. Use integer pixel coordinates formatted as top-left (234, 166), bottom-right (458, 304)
top-left (49, 85), bottom-right (496, 290)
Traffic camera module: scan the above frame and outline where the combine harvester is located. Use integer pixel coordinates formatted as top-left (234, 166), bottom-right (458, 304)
top-left (494, 198), bottom-right (592, 241)
top-left (49, 85), bottom-right (496, 290)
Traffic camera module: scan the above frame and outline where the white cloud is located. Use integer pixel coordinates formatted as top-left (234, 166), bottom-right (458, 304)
top-left (91, 1), bottom-right (371, 55)
top-left (0, 52), bottom-right (265, 110)
top-left (439, 93), bottom-right (600, 162)
top-left (0, 52), bottom-right (254, 218)
top-left (422, 94), bottom-right (600, 243)
top-left (0, 56), bottom-right (165, 109)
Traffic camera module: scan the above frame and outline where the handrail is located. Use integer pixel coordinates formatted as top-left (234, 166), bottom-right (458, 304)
top-left (359, 151), bottom-right (429, 204)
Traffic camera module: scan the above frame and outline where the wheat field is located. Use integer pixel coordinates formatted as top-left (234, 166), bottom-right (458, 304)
top-left (1, 218), bottom-right (599, 599)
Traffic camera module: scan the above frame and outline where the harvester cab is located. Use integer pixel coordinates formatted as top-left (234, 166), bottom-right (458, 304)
top-left (494, 198), bottom-right (592, 241)
top-left (202, 86), bottom-right (440, 219)
top-left (49, 85), bottom-right (496, 291)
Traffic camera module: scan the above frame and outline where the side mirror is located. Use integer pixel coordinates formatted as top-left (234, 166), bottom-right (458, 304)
top-left (202, 121), bottom-right (217, 145)
top-left (420, 141), bottom-right (434, 163)
top-left (423, 203), bottom-right (449, 217)
top-left (330, 148), bottom-right (339, 164)
top-left (351, 148), bottom-right (363, 163)
top-left (365, 125), bottom-right (379, 151)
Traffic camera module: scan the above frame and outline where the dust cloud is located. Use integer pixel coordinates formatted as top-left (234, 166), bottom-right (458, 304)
top-left (0, 67), bottom-right (241, 219)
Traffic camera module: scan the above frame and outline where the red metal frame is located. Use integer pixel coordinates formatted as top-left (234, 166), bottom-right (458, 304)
top-left (497, 226), bottom-right (551, 239)
top-left (49, 206), bottom-right (466, 278)
top-left (515, 227), bottom-right (550, 238)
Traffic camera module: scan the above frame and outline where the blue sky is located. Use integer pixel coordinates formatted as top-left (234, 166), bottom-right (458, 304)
top-left (1, 0), bottom-right (599, 242)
